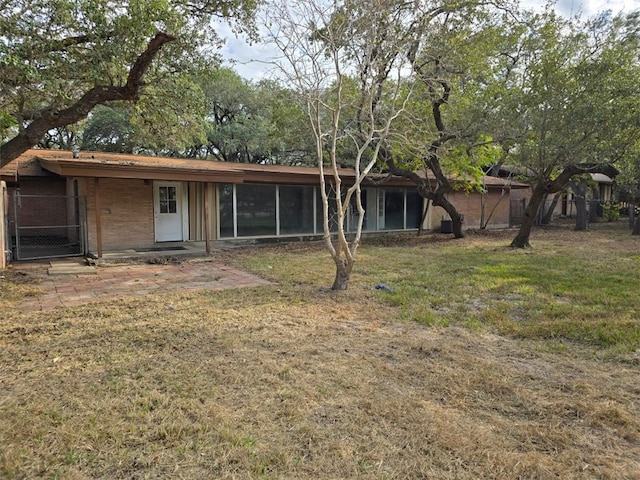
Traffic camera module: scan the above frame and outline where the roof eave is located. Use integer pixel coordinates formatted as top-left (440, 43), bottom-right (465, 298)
top-left (37, 158), bottom-right (246, 184)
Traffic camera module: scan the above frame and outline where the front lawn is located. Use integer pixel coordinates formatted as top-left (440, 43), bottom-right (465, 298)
top-left (1, 222), bottom-right (639, 479)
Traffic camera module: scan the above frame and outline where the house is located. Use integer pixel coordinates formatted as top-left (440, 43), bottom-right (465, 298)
top-left (1, 149), bottom-right (530, 263)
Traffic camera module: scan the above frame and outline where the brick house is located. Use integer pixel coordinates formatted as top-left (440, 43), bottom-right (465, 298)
top-left (1, 149), bottom-right (530, 262)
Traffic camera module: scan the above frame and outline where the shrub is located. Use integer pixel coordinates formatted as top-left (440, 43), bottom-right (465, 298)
top-left (602, 203), bottom-right (620, 222)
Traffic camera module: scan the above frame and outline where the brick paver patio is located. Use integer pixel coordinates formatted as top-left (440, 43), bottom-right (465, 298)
top-left (16, 259), bottom-right (272, 312)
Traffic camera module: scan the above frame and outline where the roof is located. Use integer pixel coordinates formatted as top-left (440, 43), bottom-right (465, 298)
top-left (0, 153), bottom-right (59, 184)
top-left (591, 173), bottom-right (614, 185)
top-left (2, 149), bottom-right (529, 189)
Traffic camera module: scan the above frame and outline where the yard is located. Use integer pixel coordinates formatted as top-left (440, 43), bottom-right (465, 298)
top-left (1, 222), bottom-right (639, 479)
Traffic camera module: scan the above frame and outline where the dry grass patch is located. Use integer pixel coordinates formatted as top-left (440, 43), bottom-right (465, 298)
top-left (0, 268), bottom-right (43, 312)
top-left (1, 222), bottom-right (640, 478)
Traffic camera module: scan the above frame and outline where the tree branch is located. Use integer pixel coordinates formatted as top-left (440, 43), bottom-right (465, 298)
top-left (1, 32), bottom-right (176, 167)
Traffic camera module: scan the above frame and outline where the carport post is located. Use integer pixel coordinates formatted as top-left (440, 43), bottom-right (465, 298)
top-left (204, 183), bottom-right (211, 255)
top-left (94, 178), bottom-right (103, 258)
top-left (0, 181), bottom-right (6, 269)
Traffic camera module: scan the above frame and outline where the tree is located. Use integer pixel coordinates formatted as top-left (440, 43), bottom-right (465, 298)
top-left (0, 0), bottom-right (259, 166)
top-left (193, 68), bottom-right (269, 162)
top-left (80, 106), bottom-right (136, 153)
top-left (381, 0), bottom-right (518, 239)
top-left (190, 69), bottom-right (313, 164)
top-left (569, 176), bottom-right (591, 232)
top-left (506, 10), bottom-right (640, 248)
top-left (256, 80), bottom-right (317, 165)
top-left (38, 126), bottom-right (80, 152)
top-left (267, 0), bottom-right (414, 290)
top-left (615, 136), bottom-right (640, 234)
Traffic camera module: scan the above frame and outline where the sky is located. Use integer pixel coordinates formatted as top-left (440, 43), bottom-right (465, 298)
top-left (543, 0), bottom-right (639, 16)
top-left (217, 0), bottom-right (640, 81)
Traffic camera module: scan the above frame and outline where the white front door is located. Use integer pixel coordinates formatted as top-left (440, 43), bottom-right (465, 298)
top-left (154, 182), bottom-right (184, 242)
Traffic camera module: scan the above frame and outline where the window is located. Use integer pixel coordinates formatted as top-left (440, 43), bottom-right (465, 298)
top-left (406, 190), bottom-right (423, 229)
top-left (382, 189), bottom-right (404, 230)
top-left (159, 186), bottom-right (177, 214)
top-left (219, 184), bottom-right (234, 237)
top-left (316, 187), bottom-right (339, 233)
top-left (217, 183), bottom-right (421, 239)
top-left (280, 186), bottom-right (315, 234)
top-left (237, 184), bottom-right (276, 236)
top-left (348, 189), bottom-right (370, 232)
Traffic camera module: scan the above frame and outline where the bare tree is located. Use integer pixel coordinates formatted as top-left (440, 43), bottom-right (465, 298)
top-left (266, 0), bottom-right (414, 290)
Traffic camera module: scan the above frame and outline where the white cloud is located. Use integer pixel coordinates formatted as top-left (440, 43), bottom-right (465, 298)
top-left (524, 0), bottom-right (640, 16)
top-left (214, 21), bottom-right (281, 81)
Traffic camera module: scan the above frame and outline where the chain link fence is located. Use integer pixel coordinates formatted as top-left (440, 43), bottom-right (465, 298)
top-left (12, 193), bottom-right (86, 260)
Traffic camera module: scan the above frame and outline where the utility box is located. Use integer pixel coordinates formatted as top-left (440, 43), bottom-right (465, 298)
top-left (440, 217), bottom-right (453, 234)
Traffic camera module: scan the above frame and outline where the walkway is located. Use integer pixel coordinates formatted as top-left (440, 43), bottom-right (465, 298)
top-left (15, 258), bottom-right (272, 312)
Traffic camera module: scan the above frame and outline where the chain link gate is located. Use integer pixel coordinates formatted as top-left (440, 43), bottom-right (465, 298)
top-left (12, 192), bottom-right (86, 260)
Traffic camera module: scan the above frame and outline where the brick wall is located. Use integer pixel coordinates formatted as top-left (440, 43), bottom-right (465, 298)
top-left (425, 189), bottom-right (514, 231)
top-left (6, 178), bottom-right (67, 235)
top-left (80, 178), bottom-right (154, 252)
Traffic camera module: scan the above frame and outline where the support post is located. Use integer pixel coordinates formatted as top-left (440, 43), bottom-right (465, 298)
top-left (0, 181), bottom-right (6, 269)
top-left (94, 178), bottom-right (103, 258)
top-left (204, 183), bottom-right (211, 255)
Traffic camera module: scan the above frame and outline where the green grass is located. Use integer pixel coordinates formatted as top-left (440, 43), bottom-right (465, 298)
top-left (231, 223), bottom-right (640, 353)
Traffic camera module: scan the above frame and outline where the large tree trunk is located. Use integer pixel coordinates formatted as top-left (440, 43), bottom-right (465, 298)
top-left (438, 195), bottom-right (465, 238)
top-left (385, 158), bottom-right (467, 239)
top-left (574, 198), bottom-right (588, 230)
top-left (409, 185), bottom-right (465, 238)
top-left (588, 185), bottom-right (601, 224)
top-left (0, 32), bottom-right (175, 166)
top-left (573, 180), bottom-right (589, 231)
top-left (511, 186), bottom-right (545, 248)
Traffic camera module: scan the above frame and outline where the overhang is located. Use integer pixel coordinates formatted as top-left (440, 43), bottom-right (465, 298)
top-left (36, 152), bottom-right (248, 184)
top-left (6, 149), bottom-right (527, 190)
top-left (591, 173), bottom-right (614, 185)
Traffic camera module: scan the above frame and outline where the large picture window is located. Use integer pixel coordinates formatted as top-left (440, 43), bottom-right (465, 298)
top-left (219, 184), bottom-right (234, 237)
top-left (316, 187), bottom-right (339, 233)
top-left (218, 184), bottom-right (421, 239)
top-left (406, 190), bottom-right (423, 229)
top-left (348, 189), bottom-right (372, 232)
top-left (280, 186), bottom-right (315, 234)
top-left (382, 189), bottom-right (405, 230)
top-left (236, 184), bottom-right (276, 236)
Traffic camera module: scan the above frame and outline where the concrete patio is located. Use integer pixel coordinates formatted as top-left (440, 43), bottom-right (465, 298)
top-left (13, 256), bottom-right (272, 312)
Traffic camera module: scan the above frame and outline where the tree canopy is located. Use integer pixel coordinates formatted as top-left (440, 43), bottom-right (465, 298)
top-left (0, 0), bottom-right (259, 166)
top-left (192, 69), bottom-right (313, 164)
top-left (501, 9), bottom-right (640, 247)
top-left (3, 0), bottom-right (640, 246)
top-left (380, 0), bottom-right (519, 238)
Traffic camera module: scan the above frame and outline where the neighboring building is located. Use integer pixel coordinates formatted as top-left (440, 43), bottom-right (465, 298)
top-left (1, 149), bottom-right (529, 262)
top-left (487, 165), bottom-right (617, 222)
top-left (556, 173), bottom-right (616, 218)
